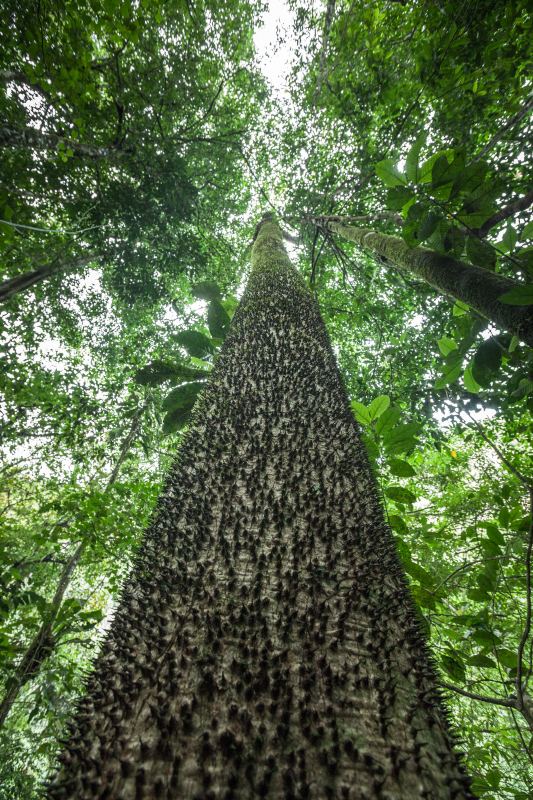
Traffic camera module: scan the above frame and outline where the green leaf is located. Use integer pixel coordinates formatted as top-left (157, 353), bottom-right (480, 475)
top-left (410, 585), bottom-right (435, 611)
top-left (498, 506), bottom-right (509, 528)
top-left (509, 334), bottom-right (520, 353)
top-left (418, 150), bottom-right (453, 184)
top-left (468, 654), bottom-right (497, 669)
top-left (501, 223), bottom-right (518, 254)
top-left (466, 236), bottom-right (497, 270)
top-left (495, 647), bottom-right (522, 671)
top-left (207, 299), bottom-right (231, 339)
top-left (472, 337), bottom-right (502, 387)
top-left (389, 514), bottom-right (408, 534)
top-left (162, 381), bottom-right (206, 412)
top-left (405, 562), bottom-right (434, 589)
top-left (453, 301), bottom-right (470, 316)
top-left (375, 159), bottom-right (407, 187)
top-left (368, 395), bottom-right (390, 420)
top-left (444, 225), bottom-right (465, 258)
top-left (437, 337), bottom-right (458, 356)
top-left (173, 330), bottom-right (216, 358)
top-left (451, 160), bottom-right (489, 196)
top-left (511, 378), bottom-right (533, 397)
top-left (464, 360), bottom-right (481, 393)
top-left (521, 219), bottom-right (533, 240)
top-left (387, 458), bottom-right (416, 477)
top-left (417, 210), bottom-right (440, 242)
top-left (470, 777), bottom-right (492, 796)
top-left (498, 284), bottom-right (533, 305)
top-left (162, 404), bottom-right (194, 434)
top-left (382, 422), bottom-right (420, 454)
top-left (432, 148), bottom-right (466, 190)
top-left (427, 219), bottom-right (451, 254)
top-left (135, 360), bottom-right (205, 386)
top-left (221, 295), bottom-right (239, 318)
top-left (467, 588), bottom-right (490, 602)
top-left (190, 357), bottom-right (212, 371)
top-left (405, 131), bottom-right (427, 183)
top-left (386, 485), bottom-right (416, 505)
top-left (441, 652), bottom-right (466, 682)
top-left (351, 401), bottom-right (372, 425)
top-left (191, 281), bottom-right (223, 301)
top-left (386, 185), bottom-right (415, 211)
top-left (362, 435), bottom-right (379, 460)
top-left (401, 201), bottom-right (428, 247)
top-left (375, 406), bottom-right (401, 436)
top-left (434, 362), bottom-right (462, 389)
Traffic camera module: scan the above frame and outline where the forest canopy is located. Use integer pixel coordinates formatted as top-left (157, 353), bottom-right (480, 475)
top-left (1, 0), bottom-right (533, 797)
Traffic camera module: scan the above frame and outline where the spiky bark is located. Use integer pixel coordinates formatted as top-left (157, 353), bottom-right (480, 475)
top-left (318, 219), bottom-right (533, 347)
top-left (47, 214), bottom-right (472, 800)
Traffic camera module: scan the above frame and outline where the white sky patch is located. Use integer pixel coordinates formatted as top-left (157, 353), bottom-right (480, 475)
top-left (254, 0), bottom-right (296, 90)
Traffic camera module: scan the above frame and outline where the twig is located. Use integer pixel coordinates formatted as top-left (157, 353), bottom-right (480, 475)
top-left (438, 681), bottom-right (517, 708)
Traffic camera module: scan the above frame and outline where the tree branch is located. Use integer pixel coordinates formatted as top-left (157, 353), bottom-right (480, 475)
top-left (438, 681), bottom-right (517, 708)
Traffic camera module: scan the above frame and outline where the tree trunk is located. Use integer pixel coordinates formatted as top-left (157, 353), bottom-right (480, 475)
top-left (0, 404), bottom-right (148, 729)
top-left (320, 219), bottom-right (533, 347)
top-left (0, 255), bottom-right (99, 304)
top-left (0, 543), bottom-right (84, 729)
top-left (0, 124), bottom-right (132, 160)
top-left (47, 214), bottom-right (472, 799)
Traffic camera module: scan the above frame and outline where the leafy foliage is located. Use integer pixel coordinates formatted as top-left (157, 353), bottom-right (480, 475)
top-left (1, 0), bottom-right (533, 795)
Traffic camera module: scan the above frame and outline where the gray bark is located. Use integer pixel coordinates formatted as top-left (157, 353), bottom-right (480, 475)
top-left (0, 124), bottom-right (131, 160)
top-left (0, 255), bottom-right (99, 303)
top-left (320, 219), bottom-right (533, 347)
top-left (46, 214), bottom-right (471, 799)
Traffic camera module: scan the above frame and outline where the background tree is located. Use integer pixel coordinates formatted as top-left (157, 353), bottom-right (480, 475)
top-left (1, 0), bottom-right (533, 796)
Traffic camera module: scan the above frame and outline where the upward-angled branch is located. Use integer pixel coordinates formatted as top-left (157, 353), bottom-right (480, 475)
top-left (0, 124), bottom-right (133, 160)
top-left (0, 254), bottom-right (100, 304)
top-left (471, 94), bottom-right (533, 163)
top-left (317, 218), bottom-right (533, 346)
top-left (472, 189), bottom-right (533, 239)
top-left (313, 0), bottom-right (336, 105)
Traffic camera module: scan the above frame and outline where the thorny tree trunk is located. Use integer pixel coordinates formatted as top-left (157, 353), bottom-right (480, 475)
top-left (47, 215), bottom-right (472, 800)
top-left (0, 125), bottom-right (132, 160)
top-left (0, 404), bottom-right (147, 729)
top-left (0, 255), bottom-right (99, 304)
top-left (318, 219), bottom-right (533, 347)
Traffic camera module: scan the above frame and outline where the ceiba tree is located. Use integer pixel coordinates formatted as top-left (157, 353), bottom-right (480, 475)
top-left (47, 215), bottom-right (472, 799)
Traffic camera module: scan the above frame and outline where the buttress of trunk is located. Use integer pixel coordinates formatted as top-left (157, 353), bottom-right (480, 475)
top-left (46, 214), bottom-right (472, 799)
top-left (0, 255), bottom-right (99, 304)
top-left (321, 220), bottom-right (533, 347)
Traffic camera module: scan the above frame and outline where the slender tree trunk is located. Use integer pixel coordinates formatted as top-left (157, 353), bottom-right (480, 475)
top-left (313, 0), bottom-right (336, 105)
top-left (0, 125), bottom-right (132, 160)
top-left (0, 255), bottom-right (99, 304)
top-left (0, 544), bottom-right (84, 728)
top-left (320, 219), bottom-right (533, 347)
top-left (47, 214), bottom-right (471, 799)
top-left (0, 404), bottom-right (147, 728)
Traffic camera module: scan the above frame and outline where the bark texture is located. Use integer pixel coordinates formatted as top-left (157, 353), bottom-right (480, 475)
top-left (0, 125), bottom-right (131, 160)
top-left (321, 220), bottom-right (533, 347)
top-left (47, 215), bottom-right (472, 800)
top-left (0, 255), bottom-right (98, 303)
